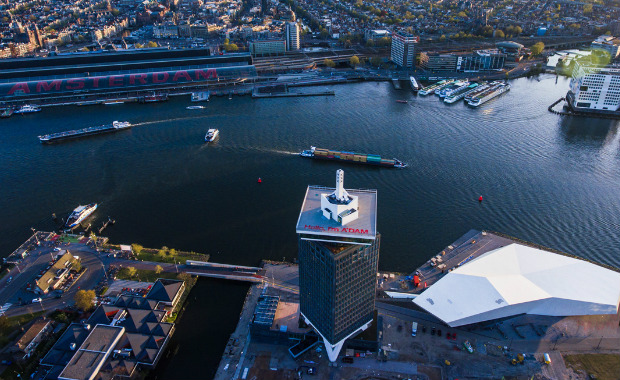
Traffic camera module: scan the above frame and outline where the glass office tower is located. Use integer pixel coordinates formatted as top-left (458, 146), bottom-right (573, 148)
top-left (296, 170), bottom-right (379, 361)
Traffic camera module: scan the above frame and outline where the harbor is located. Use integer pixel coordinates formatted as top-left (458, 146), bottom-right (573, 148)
top-left (2, 77), bottom-right (620, 379)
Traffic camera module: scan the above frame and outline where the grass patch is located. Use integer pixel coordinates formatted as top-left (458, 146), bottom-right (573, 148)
top-left (564, 354), bottom-right (620, 380)
top-left (116, 268), bottom-right (181, 283)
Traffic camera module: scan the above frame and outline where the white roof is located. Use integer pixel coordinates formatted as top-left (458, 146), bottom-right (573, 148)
top-left (413, 244), bottom-right (620, 327)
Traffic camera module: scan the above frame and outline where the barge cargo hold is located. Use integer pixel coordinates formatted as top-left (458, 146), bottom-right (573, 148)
top-left (39, 121), bottom-right (132, 143)
top-left (300, 146), bottom-right (407, 168)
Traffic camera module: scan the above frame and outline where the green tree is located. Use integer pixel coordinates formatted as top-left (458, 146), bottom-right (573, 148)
top-left (494, 29), bottom-right (505, 38)
top-left (350, 55), bottom-right (360, 67)
top-left (155, 265), bottom-right (163, 274)
top-left (71, 258), bottom-right (82, 272)
top-left (135, 43), bottom-right (143, 49)
top-left (530, 41), bottom-right (545, 55)
top-left (583, 4), bottom-right (593, 13)
top-left (457, 11), bottom-right (467, 18)
top-left (126, 266), bottom-right (137, 278)
top-left (146, 41), bottom-right (158, 48)
top-left (131, 244), bottom-right (143, 254)
top-left (74, 290), bottom-right (96, 311)
top-left (168, 249), bottom-right (178, 257)
top-left (366, 39), bottom-right (375, 47)
top-left (370, 56), bottom-right (382, 66)
top-left (324, 58), bottom-right (336, 68)
top-left (439, 34), bottom-right (446, 42)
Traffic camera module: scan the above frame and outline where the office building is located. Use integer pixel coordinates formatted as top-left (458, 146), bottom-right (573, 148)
top-left (296, 170), bottom-right (380, 362)
top-left (285, 22), bottom-right (300, 51)
top-left (591, 35), bottom-right (620, 60)
top-left (419, 52), bottom-right (457, 71)
top-left (457, 49), bottom-right (506, 72)
top-left (567, 62), bottom-right (620, 114)
top-left (390, 32), bottom-right (418, 68)
top-left (250, 39), bottom-right (287, 56)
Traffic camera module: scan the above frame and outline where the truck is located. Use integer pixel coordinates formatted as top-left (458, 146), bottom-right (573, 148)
top-left (411, 322), bottom-right (418, 337)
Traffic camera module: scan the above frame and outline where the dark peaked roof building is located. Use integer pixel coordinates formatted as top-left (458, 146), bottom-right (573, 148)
top-left (41, 279), bottom-right (183, 380)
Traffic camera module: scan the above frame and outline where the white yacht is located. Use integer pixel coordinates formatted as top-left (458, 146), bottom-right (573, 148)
top-left (205, 128), bottom-right (219, 142)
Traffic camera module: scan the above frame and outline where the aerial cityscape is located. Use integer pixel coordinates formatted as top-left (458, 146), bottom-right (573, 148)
top-left (1, 0), bottom-right (620, 379)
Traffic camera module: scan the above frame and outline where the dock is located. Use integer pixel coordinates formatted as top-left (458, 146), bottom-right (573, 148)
top-left (251, 90), bottom-right (335, 98)
top-left (408, 229), bottom-right (515, 290)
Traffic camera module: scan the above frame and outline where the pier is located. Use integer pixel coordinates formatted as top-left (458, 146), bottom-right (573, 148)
top-left (251, 90), bottom-right (335, 98)
top-left (548, 97), bottom-right (620, 120)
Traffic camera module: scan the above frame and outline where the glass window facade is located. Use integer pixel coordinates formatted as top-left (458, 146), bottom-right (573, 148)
top-left (299, 234), bottom-right (380, 344)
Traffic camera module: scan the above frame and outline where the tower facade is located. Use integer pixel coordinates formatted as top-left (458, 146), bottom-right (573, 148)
top-left (390, 32), bottom-right (418, 68)
top-left (296, 170), bottom-right (379, 361)
top-left (286, 22), bottom-right (300, 51)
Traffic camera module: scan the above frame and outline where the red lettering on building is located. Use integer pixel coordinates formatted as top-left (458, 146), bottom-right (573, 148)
top-left (109, 75), bottom-right (124, 86)
top-left (195, 69), bottom-right (217, 80)
top-left (129, 74), bottom-right (147, 85)
top-left (36, 80), bottom-right (62, 92)
top-left (173, 70), bottom-right (192, 82)
top-left (152, 72), bottom-right (169, 83)
top-left (7, 82), bottom-right (30, 95)
top-left (92, 77), bottom-right (102, 88)
top-left (304, 225), bottom-right (326, 231)
top-left (66, 78), bottom-right (85, 90)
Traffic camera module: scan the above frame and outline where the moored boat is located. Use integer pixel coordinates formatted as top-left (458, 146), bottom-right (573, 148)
top-left (410, 76), bottom-right (420, 92)
top-left (419, 79), bottom-right (455, 96)
top-left (444, 83), bottom-right (480, 104)
top-left (0, 108), bottom-right (13, 118)
top-left (144, 93), bottom-right (168, 103)
top-left (467, 82), bottom-right (511, 107)
top-left (300, 146), bottom-right (407, 168)
top-left (191, 91), bottom-right (210, 102)
top-left (186, 105), bottom-right (205, 110)
top-left (15, 104), bottom-right (41, 114)
top-left (65, 203), bottom-right (98, 229)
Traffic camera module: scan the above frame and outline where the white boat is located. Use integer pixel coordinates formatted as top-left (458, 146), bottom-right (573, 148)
top-left (467, 83), bottom-right (511, 107)
top-left (204, 128), bottom-right (219, 142)
top-left (300, 146), bottom-right (315, 157)
top-left (104, 100), bottom-right (125, 105)
top-left (419, 79), bottom-right (455, 96)
top-left (65, 203), bottom-right (98, 228)
top-left (444, 83), bottom-right (479, 104)
top-left (186, 105), bottom-right (205, 110)
top-left (15, 104), bottom-right (42, 114)
top-left (409, 76), bottom-right (420, 92)
top-left (191, 91), bottom-right (210, 102)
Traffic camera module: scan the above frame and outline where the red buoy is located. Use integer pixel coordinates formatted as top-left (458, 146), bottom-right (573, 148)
top-left (257, 178), bottom-right (262, 183)
top-left (478, 195), bottom-right (483, 202)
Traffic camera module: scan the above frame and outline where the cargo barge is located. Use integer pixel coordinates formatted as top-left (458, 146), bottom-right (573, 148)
top-left (300, 146), bottom-right (407, 168)
top-left (39, 121), bottom-right (131, 143)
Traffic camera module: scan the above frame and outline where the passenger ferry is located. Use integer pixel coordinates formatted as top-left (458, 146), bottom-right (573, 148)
top-left (191, 91), bottom-right (210, 102)
top-left (65, 203), bottom-right (98, 229)
top-left (464, 82), bottom-right (492, 102)
top-left (437, 81), bottom-right (468, 98)
top-left (419, 79), bottom-right (454, 96)
top-left (39, 121), bottom-right (132, 143)
top-left (144, 93), bottom-right (168, 103)
top-left (467, 82), bottom-right (511, 107)
top-left (205, 128), bottom-right (219, 142)
top-left (444, 83), bottom-right (479, 104)
top-left (300, 146), bottom-right (407, 168)
top-left (409, 76), bottom-right (420, 92)
top-left (0, 108), bottom-right (13, 118)
top-left (15, 104), bottom-right (42, 114)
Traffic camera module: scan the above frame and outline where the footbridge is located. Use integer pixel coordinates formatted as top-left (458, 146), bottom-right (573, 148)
top-left (184, 260), bottom-right (265, 283)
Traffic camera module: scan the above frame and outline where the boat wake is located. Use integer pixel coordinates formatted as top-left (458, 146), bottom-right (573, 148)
top-left (132, 115), bottom-right (205, 126)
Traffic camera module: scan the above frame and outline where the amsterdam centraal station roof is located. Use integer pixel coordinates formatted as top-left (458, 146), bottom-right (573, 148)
top-left (413, 243), bottom-right (620, 327)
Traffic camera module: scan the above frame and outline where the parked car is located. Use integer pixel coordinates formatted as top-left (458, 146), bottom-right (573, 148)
top-left (32, 297), bottom-right (42, 303)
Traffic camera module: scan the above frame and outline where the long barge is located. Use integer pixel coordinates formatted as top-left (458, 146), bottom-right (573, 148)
top-left (444, 83), bottom-right (480, 104)
top-left (300, 146), bottom-right (407, 168)
top-left (39, 121), bottom-right (131, 143)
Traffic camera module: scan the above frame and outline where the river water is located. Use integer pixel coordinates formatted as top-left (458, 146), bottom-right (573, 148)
top-left (1, 75), bottom-right (619, 378)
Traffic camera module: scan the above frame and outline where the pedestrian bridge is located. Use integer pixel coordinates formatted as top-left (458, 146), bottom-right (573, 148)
top-left (184, 260), bottom-right (264, 283)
